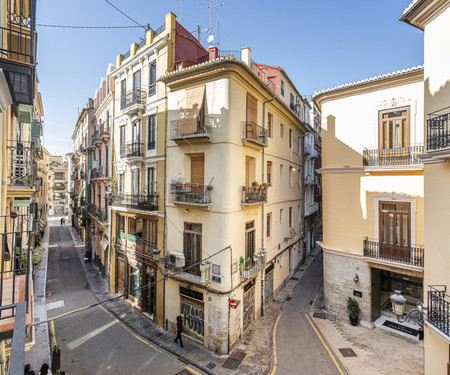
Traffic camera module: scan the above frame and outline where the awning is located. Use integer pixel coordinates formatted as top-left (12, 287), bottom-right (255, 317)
top-left (38, 219), bottom-right (46, 230)
top-left (100, 238), bottom-right (109, 251)
top-left (178, 85), bottom-right (205, 136)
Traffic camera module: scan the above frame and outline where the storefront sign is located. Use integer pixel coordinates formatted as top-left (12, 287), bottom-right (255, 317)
top-left (382, 320), bottom-right (419, 337)
top-left (353, 290), bottom-right (362, 298)
top-left (179, 286), bottom-right (203, 301)
top-left (212, 275), bottom-right (221, 283)
top-left (229, 300), bottom-right (238, 309)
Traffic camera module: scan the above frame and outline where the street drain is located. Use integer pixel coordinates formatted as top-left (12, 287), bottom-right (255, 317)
top-left (206, 362), bottom-right (216, 369)
top-left (313, 312), bottom-right (325, 319)
top-left (155, 332), bottom-right (163, 337)
top-left (286, 296), bottom-right (292, 301)
top-left (222, 350), bottom-right (246, 370)
top-left (291, 277), bottom-right (299, 281)
top-left (339, 348), bottom-right (357, 357)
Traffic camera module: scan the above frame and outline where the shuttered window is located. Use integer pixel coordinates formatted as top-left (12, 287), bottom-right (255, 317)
top-left (184, 223), bottom-right (202, 275)
top-left (178, 86), bottom-right (205, 136)
top-left (191, 155), bottom-right (204, 185)
top-left (246, 93), bottom-right (258, 124)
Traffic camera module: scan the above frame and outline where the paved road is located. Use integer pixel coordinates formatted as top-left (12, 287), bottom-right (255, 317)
top-left (275, 251), bottom-right (347, 375)
top-left (46, 224), bottom-right (205, 375)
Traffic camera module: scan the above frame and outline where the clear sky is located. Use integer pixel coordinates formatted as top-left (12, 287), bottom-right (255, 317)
top-left (36, 0), bottom-right (423, 156)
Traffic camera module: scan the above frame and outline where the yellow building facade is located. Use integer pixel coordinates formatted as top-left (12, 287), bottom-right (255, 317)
top-left (401, 1), bottom-right (450, 373)
top-left (315, 67), bottom-right (425, 327)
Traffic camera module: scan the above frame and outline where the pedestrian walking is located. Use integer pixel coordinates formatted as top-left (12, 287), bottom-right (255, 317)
top-left (173, 315), bottom-right (185, 347)
top-left (60, 218), bottom-right (64, 226)
top-left (37, 363), bottom-right (49, 375)
top-left (24, 363), bottom-right (35, 375)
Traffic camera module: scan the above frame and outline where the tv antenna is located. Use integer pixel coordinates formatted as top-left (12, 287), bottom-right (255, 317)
top-left (197, 0), bottom-right (223, 48)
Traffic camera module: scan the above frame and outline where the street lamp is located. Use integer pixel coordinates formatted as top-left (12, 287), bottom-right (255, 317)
top-left (390, 290), bottom-right (424, 340)
top-left (152, 247), bottom-right (161, 263)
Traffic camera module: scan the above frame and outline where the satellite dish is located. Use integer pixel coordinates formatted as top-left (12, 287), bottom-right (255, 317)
top-left (207, 34), bottom-right (214, 44)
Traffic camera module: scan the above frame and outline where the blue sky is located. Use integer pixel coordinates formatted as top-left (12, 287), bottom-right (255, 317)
top-left (36, 0), bottom-right (423, 156)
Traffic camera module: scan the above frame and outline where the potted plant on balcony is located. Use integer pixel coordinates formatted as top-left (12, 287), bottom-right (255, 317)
top-left (346, 297), bottom-right (360, 326)
top-left (262, 182), bottom-right (269, 189)
top-left (184, 182), bottom-right (191, 188)
top-left (252, 181), bottom-right (260, 190)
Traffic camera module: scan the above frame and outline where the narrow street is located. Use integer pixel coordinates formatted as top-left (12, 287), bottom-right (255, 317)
top-left (46, 221), bottom-right (205, 375)
top-left (276, 251), bottom-right (347, 375)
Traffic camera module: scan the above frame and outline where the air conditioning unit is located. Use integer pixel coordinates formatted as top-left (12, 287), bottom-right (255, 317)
top-left (168, 251), bottom-right (185, 268)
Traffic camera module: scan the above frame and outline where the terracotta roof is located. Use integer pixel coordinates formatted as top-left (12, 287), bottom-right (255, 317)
top-left (254, 62), bottom-right (282, 70)
top-left (313, 65), bottom-right (424, 98)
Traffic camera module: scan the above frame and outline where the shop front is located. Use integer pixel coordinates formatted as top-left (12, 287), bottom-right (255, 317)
top-left (243, 279), bottom-right (256, 331)
top-left (179, 286), bottom-right (205, 343)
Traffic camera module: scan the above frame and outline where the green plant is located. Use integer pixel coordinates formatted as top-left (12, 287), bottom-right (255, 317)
top-left (263, 182), bottom-right (269, 188)
top-left (346, 297), bottom-right (360, 317)
top-left (53, 344), bottom-right (59, 353)
top-left (251, 181), bottom-right (259, 187)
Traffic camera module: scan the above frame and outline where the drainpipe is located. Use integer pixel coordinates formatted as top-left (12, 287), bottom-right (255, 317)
top-left (261, 96), bottom-right (275, 317)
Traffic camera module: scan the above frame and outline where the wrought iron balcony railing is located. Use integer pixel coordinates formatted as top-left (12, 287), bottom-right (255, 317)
top-left (241, 186), bottom-right (267, 205)
top-left (120, 88), bottom-right (145, 110)
top-left (154, 22), bottom-right (165, 37)
top-left (242, 121), bottom-right (268, 147)
top-left (427, 285), bottom-right (450, 337)
top-left (91, 166), bottom-right (108, 179)
top-left (363, 238), bottom-right (424, 268)
top-left (120, 141), bottom-right (144, 159)
top-left (7, 141), bottom-right (34, 188)
top-left (427, 109), bottom-right (450, 151)
top-left (100, 124), bottom-right (110, 139)
top-left (363, 145), bottom-right (424, 167)
top-left (170, 116), bottom-right (214, 140)
top-left (110, 192), bottom-right (158, 211)
top-left (170, 183), bottom-right (212, 205)
top-left (240, 253), bottom-right (266, 279)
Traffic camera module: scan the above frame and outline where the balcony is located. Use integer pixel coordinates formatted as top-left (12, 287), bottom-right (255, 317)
top-left (115, 232), bottom-right (156, 258)
top-left (241, 186), bottom-right (267, 206)
top-left (427, 109), bottom-right (450, 151)
top-left (7, 141), bottom-right (34, 188)
top-left (305, 202), bottom-right (319, 217)
top-left (168, 259), bottom-right (211, 285)
top-left (363, 238), bottom-right (424, 268)
top-left (100, 124), bottom-right (110, 141)
top-left (120, 142), bottom-right (144, 159)
top-left (240, 253), bottom-right (266, 279)
top-left (91, 166), bottom-right (108, 179)
top-left (92, 130), bottom-right (101, 146)
top-left (0, 0), bottom-right (37, 107)
top-left (242, 121), bottom-right (268, 147)
top-left (53, 183), bottom-right (65, 191)
top-left (170, 183), bottom-right (212, 206)
top-left (427, 286), bottom-right (450, 338)
top-left (305, 175), bottom-right (314, 185)
top-left (120, 88), bottom-right (146, 115)
top-left (363, 145), bottom-right (424, 167)
top-left (170, 115), bottom-right (214, 141)
top-left (110, 192), bottom-right (158, 212)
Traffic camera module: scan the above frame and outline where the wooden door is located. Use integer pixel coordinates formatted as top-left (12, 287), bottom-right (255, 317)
top-left (245, 158), bottom-right (250, 187)
top-left (191, 155), bottom-right (204, 185)
top-left (117, 257), bottom-right (125, 294)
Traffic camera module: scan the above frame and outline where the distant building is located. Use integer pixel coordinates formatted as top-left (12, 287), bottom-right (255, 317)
top-left (48, 156), bottom-right (68, 216)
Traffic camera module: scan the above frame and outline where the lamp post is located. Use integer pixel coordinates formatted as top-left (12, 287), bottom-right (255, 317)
top-left (389, 290), bottom-right (424, 340)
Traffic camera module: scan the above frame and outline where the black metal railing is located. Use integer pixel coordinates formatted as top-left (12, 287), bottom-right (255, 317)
top-left (363, 145), bottom-right (424, 166)
top-left (120, 141), bottom-right (144, 158)
top-left (220, 50), bottom-right (242, 59)
top-left (100, 124), bottom-right (110, 138)
top-left (363, 238), bottom-right (424, 267)
top-left (137, 39), bottom-right (146, 50)
top-left (241, 186), bottom-right (268, 205)
top-left (170, 116), bottom-right (214, 140)
top-left (147, 140), bottom-right (155, 150)
top-left (120, 88), bottom-right (145, 110)
top-left (91, 166), bottom-right (108, 179)
top-left (110, 192), bottom-right (158, 211)
top-left (154, 23), bottom-right (165, 37)
top-left (170, 183), bottom-right (211, 205)
top-left (122, 50), bottom-right (130, 59)
top-left (53, 183), bottom-right (65, 190)
top-left (242, 121), bottom-right (268, 147)
top-left (427, 110), bottom-right (450, 150)
top-left (7, 141), bottom-right (34, 188)
top-left (428, 285), bottom-right (450, 337)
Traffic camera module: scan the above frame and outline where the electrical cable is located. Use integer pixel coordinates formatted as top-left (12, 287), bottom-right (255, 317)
top-left (36, 24), bottom-right (143, 29)
top-left (103, 0), bottom-right (147, 30)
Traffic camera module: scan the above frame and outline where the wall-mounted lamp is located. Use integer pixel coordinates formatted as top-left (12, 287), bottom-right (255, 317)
top-left (353, 274), bottom-right (359, 283)
top-left (185, 209), bottom-right (190, 213)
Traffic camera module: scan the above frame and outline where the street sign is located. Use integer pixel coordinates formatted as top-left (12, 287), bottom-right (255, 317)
top-left (229, 300), bottom-right (238, 309)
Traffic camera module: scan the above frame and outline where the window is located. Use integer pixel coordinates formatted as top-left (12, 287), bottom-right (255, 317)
top-left (143, 219), bottom-right (157, 249)
top-left (184, 223), bottom-right (202, 275)
top-left (133, 70), bottom-right (141, 93)
top-left (116, 213), bottom-right (125, 234)
top-left (289, 129), bottom-right (292, 148)
top-left (245, 221), bottom-right (255, 267)
top-left (280, 209), bottom-right (283, 224)
top-left (147, 114), bottom-right (156, 150)
top-left (132, 120), bottom-right (141, 143)
top-left (268, 113), bottom-right (273, 138)
top-left (289, 207), bottom-right (293, 228)
top-left (149, 61), bottom-right (156, 96)
top-left (290, 94), bottom-right (295, 112)
top-left (121, 79), bottom-right (127, 107)
top-left (379, 106), bottom-right (410, 149)
top-left (131, 169), bottom-right (140, 195)
top-left (379, 202), bottom-right (410, 247)
top-left (280, 80), bottom-right (285, 96)
top-left (266, 213), bottom-right (271, 238)
top-left (267, 162), bottom-right (272, 185)
top-left (280, 124), bottom-right (284, 138)
top-left (289, 167), bottom-right (294, 187)
top-left (147, 167), bottom-right (155, 194)
top-left (118, 173), bottom-right (124, 194)
top-left (119, 126), bottom-right (126, 158)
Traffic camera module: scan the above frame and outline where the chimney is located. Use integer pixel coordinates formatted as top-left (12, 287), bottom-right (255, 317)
top-left (209, 46), bottom-right (219, 61)
top-left (241, 47), bottom-right (251, 66)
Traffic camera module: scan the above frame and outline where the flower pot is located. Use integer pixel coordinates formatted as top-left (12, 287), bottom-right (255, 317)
top-left (175, 183), bottom-right (183, 188)
top-left (349, 315), bottom-right (358, 326)
top-left (184, 184), bottom-right (191, 188)
top-left (52, 350), bottom-right (61, 372)
top-left (253, 185), bottom-right (260, 190)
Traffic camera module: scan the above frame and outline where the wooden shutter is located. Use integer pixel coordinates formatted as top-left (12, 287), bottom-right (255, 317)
top-left (179, 86), bottom-right (205, 136)
top-left (191, 155), bottom-right (204, 185)
top-left (246, 93), bottom-right (257, 123)
top-left (245, 158), bottom-right (250, 187)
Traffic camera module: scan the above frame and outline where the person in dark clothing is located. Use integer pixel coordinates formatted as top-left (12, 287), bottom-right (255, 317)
top-left (174, 315), bottom-right (185, 347)
top-left (38, 363), bottom-right (49, 375)
top-left (60, 218), bottom-right (64, 226)
top-left (24, 363), bottom-right (35, 375)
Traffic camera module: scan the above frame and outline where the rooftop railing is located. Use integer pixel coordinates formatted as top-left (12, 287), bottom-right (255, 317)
top-left (154, 23), bottom-right (165, 37)
top-left (363, 238), bottom-right (424, 268)
top-left (170, 115), bottom-right (214, 140)
top-left (363, 145), bottom-right (424, 167)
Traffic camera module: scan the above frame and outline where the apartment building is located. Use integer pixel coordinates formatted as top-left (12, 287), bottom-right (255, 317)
top-left (314, 67), bottom-right (425, 329)
top-left (0, 0), bottom-right (40, 370)
top-left (400, 1), bottom-right (450, 373)
top-left (109, 12), bottom-right (208, 326)
top-left (71, 99), bottom-right (94, 245)
top-left (36, 146), bottom-right (51, 231)
top-left (88, 65), bottom-right (114, 278)
top-left (48, 156), bottom-right (68, 216)
top-left (160, 47), bottom-right (308, 353)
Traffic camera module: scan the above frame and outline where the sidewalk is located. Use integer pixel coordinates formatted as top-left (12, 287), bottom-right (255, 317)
top-left (68, 224), bottom-right (322, 375)
top-left (310, 286), bottom-right (424, 375)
